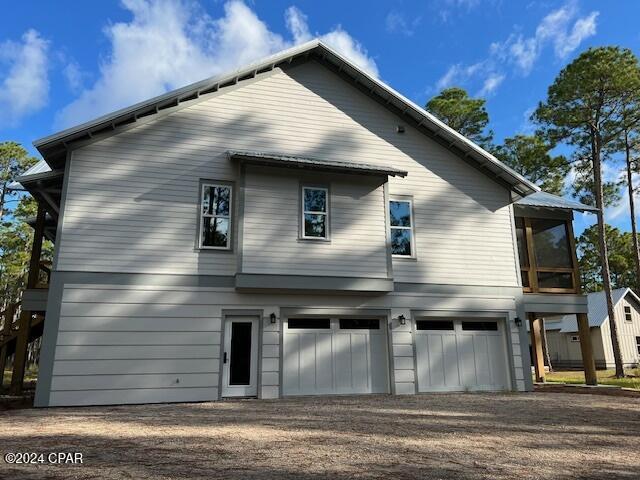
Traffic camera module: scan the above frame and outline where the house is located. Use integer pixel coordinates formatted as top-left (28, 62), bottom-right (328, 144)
top-left (3, 40), bottom-right (598, 406)
top-left (544, 288), bottom-right (640, 369)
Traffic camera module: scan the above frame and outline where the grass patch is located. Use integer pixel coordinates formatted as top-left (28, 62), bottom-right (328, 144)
top-left (543, 369), bottom-right (640, 390)
top-left (2, 366), bottom-right (38, 387)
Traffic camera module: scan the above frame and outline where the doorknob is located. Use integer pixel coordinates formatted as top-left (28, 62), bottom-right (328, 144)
top-left (223, 351), bottom-right (228, 364)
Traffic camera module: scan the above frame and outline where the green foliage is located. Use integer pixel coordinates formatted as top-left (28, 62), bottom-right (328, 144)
top-left (577, 224), bottom-right (638, 292)
top-left (426, 87), bottom-right (494, 148)
top-left (492, 135), bottom-right (570, 195)
top-left (0, 142), bottom-right (38, 219)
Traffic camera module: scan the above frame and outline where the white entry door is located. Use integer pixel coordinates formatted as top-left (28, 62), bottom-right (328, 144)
top-left (415, 318), bottom-right (510, 392)
top-left (222, 316), bottom-right (259, 397)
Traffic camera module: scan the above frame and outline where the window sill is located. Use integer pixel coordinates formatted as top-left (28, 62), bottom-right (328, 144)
top-left (297, 237), bottom-right (331, 243)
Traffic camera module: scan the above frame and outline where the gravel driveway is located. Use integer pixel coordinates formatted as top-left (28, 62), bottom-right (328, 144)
top-left (1, 392), bottom-right (639, 479)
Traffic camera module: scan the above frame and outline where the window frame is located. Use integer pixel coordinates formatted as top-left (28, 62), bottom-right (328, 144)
top-left (516, 216), bottom-right (579, 294)
top-left (636, 336), bottom-right (640, 355)
top-left (301, 185), bottom-right (330, 240)
top-left (198, 182), bottom-right (233, 251)
top-left (389, 196), bottom-right (416, 259)
top-left (570, 335), bottom-right (580, 342)
top-left (624, 305), bottom-right (633, 323)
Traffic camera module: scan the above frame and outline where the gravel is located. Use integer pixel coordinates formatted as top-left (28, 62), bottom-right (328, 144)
top-left (0, 392), bottom-right (639, 479)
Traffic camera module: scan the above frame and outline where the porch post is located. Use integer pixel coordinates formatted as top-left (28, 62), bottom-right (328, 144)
top-left (528, 313), bottom-right (545, 383)
top-left (0, 303), bottom-right (16, 388)
top-left (10, 202), bottom-right (45, 395)
top-left (577, 312), bottom-right (597, 386)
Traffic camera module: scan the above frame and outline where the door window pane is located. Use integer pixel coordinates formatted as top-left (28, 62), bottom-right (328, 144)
top-left (288, 318), bottom-right (330, 329)
top-left (416, 320), bottom-right (454, 330)
top-left (339, 318), bottom-right (380, 329)
top-left (461, 321), bottom-right (498, 331)
top-left (230, 322), bottom-right (252, 385)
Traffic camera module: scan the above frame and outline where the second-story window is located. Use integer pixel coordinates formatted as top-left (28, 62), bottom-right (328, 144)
top-left (200, 183), bottom-right (232, 249)
top-left (302, 186), bottom-right (328, 239)
top-left (389, 198), bottom-right (414, 257)
top-left (625, 305), bottom-right (632, 322)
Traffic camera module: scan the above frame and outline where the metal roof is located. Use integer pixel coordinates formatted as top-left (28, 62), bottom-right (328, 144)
top-left (515, 191), bottom-right (598, 212)
top-left (32, 39), bottom-right (538, 197)
top-left (8, 159), bottom-right (52, 189)
top-left (228, 150), bottom-right (408, 177)
top-left (545, 288), bottom-right (639, 332)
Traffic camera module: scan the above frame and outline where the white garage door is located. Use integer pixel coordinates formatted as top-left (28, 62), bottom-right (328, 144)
top-left (415, 319), bottom-right (510, 392)
top-left (283, 317), bottom-right (389, 396)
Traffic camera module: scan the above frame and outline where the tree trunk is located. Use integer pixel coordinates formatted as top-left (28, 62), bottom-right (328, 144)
top-left (540, 317), bottom-right (553, 372)
top-left (625, 130), bottom-right (640, 290)
top-left (592, 130), bottom-right (625, 378)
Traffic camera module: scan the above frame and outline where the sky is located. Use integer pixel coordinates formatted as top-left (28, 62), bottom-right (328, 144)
top-left (2, 0), bottom-right (640, 235)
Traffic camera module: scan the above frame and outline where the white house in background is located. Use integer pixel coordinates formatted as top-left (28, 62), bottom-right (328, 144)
top-left (544, 288), bottom-right (640, 369)
top-left (11, 40), bottom-right (598, 407)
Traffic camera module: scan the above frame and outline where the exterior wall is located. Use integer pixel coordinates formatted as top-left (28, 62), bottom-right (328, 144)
top-left (56, 61), bottom-right (518, 288)
top-left (545, 329), bottom-right (607, 369)
top-left (600, 296), bottom-right (640, 367)
top-left (241, 166), bottom-right (388, 278)
top-left (35, 273), bottom-right (526, 407)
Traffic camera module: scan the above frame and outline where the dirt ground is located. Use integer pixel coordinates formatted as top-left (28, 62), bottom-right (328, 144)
top-left (1, 392), bottom-right (639, 480)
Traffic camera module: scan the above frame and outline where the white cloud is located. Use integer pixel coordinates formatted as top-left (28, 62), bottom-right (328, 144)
top-left (477, 72), bottom-right (505, 96)
top-left (433, 1), bottom-right (598, 95)
top-left (0, 29), bottom-right (49, 127)
top-left (494, 1), bottom-right (599, 74)
top-left (57, 0), bottom-right (378, 129)
top-left (62, 61), bottom-right (87, 93)
top-left (385, 11), bottom-right (422, 36)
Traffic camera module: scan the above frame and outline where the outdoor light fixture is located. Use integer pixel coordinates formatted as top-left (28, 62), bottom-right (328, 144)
top-left (270, 313), bottom-right (277, 324)
top-left (514, 316), bottom-right (522, 327)
top-left (398, 315), bottom-right (406, 325)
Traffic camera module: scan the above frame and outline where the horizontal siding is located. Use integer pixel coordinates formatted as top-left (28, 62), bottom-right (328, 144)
top-left (58, 61), bottom-right (517, 286)
top-left (241, 168), bottom-right (388, 278)
top-left (49, 285), bottom-right (221, 405)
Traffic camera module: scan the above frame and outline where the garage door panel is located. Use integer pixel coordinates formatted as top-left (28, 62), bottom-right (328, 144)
top-left (417, 320), bottom-right (509, 393)
top-left (283, 319), bottom-right (389, 396)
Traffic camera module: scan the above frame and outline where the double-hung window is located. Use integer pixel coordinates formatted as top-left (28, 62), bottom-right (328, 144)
top-left (389, 198), bottom-right (414, 257)
top-left (625, 305), bottom-right (633, 322)
top-left (302, 186), bottom-right (328, 239)
top-left (200, 183), bottom-right (232, 249)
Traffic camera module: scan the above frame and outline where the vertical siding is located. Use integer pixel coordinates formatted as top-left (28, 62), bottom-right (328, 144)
top-left (241, 167), bottom-right (388, 278)
top-left (601, 297), bottom-right (640, 367)
top-left (57, 61), bottom-right (518, 287)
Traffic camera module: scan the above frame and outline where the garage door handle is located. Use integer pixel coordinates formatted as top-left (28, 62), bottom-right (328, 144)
top-left (223, 352), bottom-right (228, 364)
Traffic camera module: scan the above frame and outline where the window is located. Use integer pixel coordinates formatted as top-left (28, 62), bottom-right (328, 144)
top-left (302, 187), bottom-right (328, 239)
top-left (625, 306), bottom-right (633, 322)
top-left (416, 320), bottom-right (454, 331)
top-left (570, 335), bottom-right (580, 342)
top-left (389, 199), bottom-right (414, 257)
top-left (200, 184), bottom-right (231, 249)
top-left (339, 318), bottom-right (380, 329)
top-left (636, 336), bottom-right (640, 355)
top-left (287, 318), bottom-right (330, 329)
top-left (461, 321), bottom-right (498, 331)
top-left (515, 216), bottom-right (577, 292)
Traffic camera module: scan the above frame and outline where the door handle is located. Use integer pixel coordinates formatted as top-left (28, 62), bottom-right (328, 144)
top-left (223, 351), bottom-right (228, 364)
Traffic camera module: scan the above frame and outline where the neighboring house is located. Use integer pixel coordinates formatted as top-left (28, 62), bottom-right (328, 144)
top-left (544, 288), bottom-right (640, 369)
top-left (9, 40), bottom-right (597, 407)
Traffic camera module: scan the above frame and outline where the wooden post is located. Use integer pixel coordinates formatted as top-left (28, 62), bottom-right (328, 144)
top-left (529, 313), bottom-right (545, 383)
top-left (577, 312), bottom-right (597, 386)
top-left (0, 303), bottom-right (16, 389)
top-left (10, 202), bottom-right (45, 395)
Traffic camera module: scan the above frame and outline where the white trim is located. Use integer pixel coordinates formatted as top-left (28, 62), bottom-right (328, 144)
top-left (199, 183), bottom-right (232, 250)
top-left (301, 186), bottom-right (329, 240)
top-left (624, 305), bottom-right (633, 322)
top-left (389, 197), bottom-right (415, 258)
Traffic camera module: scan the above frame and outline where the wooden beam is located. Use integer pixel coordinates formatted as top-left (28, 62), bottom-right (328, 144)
top-left (0, 303), bottom-right (16, 389)
top-left (577, 312), bottom-right (598, 386)
top-left (529, 313), bottom-right (545, 383)
top-left (10, 202), bottom-right (46, 395)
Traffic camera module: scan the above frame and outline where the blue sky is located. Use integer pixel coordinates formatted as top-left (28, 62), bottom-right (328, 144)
top-left (2, 0), bottom-right (640, 235)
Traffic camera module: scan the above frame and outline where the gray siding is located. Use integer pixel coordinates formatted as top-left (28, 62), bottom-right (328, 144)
top-left (241, 166), bottom-right (388, 278)
top-left (40, 275), bottom-right (525, 406)
top-left (57, 61), bottom-right (518, 287)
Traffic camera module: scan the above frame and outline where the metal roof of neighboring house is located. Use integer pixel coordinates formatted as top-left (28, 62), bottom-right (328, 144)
top-left (545, 288), bottom-right (639, 332)
top-left (8, 159), bottom-right (52, 190)
top-left (228, 150), bottom-right (408, 177)
top-left (514, 191), bottom-right (598, 212)
top-left (30, 39), bottom-right (538, 198)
